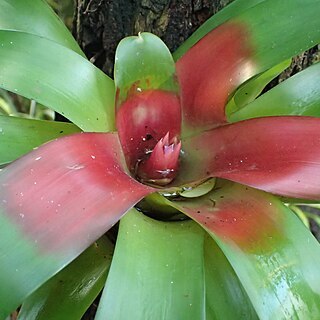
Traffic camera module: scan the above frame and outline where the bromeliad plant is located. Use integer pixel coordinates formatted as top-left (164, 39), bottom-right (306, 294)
top-left (1, 0), bottom-right (320, 318)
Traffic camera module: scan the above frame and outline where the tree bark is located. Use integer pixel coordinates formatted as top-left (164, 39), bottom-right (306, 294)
top-left (74, 0), bottom-right (319, 82)
top-left (74, 0), bottom-right (233, 77)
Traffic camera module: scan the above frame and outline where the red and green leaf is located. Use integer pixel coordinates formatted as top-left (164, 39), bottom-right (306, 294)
top-left (169, 182), bottom-right (320, 319)
top-left (175, 0), bottom-right (320, 134)
top-left (115, 33), bottom-right (181, 172)
top-left (180, 116), bottom-right (320, 200)
top-left (176, 21), bottom-right (255, 133)
top-left (0, 133), bottom-right (154, 317)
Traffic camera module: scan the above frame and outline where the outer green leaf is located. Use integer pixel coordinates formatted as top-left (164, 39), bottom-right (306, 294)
top-left (204, 233), bottom-right (258, 320)
top-left (242, 0), bottom-right (320, 71)
top-left (0, 30), bottom-right (115, 132)
top-left (169, 182), bottom-right (320, 319)
top-left (18, 236), bottom-right (114, 320)
top-left (0, 115), bottom-right (81, 165)
top-left (95, 208), bottom-right (206, 320)
top-left (226, 59), bottom-right (291, 116)
top-left (0, 0), bottom-right (84, 56)
top-left (96, 208), bottom-right (258, 319)
top-left (173, 0), bottom-right (265, 60)
top-left (229, 63), bottom-right (320, 122)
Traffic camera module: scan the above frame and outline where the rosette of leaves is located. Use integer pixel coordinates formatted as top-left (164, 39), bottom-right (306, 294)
top-left (1, 0), bottom-right (320, 319)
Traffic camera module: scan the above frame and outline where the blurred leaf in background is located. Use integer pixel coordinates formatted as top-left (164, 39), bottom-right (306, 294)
top-left (46, 0), bottom-right (74, 30)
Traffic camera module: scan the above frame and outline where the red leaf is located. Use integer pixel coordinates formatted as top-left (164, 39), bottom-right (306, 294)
top-left (180, 116), bottom-right (320, 199)
top-left (116, 90), bottom-right (181, 172)
top-left (171, 182), bottom-right (283, 252)
top-left (0, 133), bottom-right (154, 254)
top-left (176, 22), bottom-right (254, 132)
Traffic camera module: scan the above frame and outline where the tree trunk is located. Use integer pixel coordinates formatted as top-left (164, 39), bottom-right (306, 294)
top-left (73, 0), bottom-right (233, 77)
top-left (74, 0), bottom-right (319, 82)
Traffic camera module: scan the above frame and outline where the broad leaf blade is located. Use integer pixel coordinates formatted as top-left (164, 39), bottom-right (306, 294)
top-left (179, 116), bottom-right (320, 200)
top-left (95, 208), bottom-right (206, 320)
top-left (176, 21), bottom-right (255, 133)
top-left (229, 62), bottom-right (320, 122)
top-left (244, 0), bottom-right (319, 70)
top-left (18, 236), bottom-right (114, 320)
top-left (115, 33), bottom-right (181, 171)
top-left (175, 0), bottom-right (320, 132)
top-left (0, 30), bottom-right (115, 132)
top-left (0, 133), bottom-right (154, 317)
top-left (96, 208), bottom-right (258, 319)
top-left (169, 182), bottom-right (320, 319)
top-left (0, 0), bottom-right (84, 56)
top-left (0, 115), bottom-right (81, 165)
top-left (204, 233), bottom-right (258, 320)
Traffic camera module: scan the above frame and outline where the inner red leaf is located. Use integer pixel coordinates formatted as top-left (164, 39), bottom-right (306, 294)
top-left (116, 90), bottom-right (181, 175)
top-left (176, 22), bottom-right (254, 132)
top-left (0, 133), bottom-right (154, 254)
top-left (172, 183), bottom-right (284, 252)
top-left (181, 116), bottom-right (320, 200)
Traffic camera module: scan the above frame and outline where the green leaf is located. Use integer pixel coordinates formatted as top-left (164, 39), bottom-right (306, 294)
top-left (229, 62), bottom-right (320, 122)
top-left (289, 206), bottom-right (310, 229)
top-left (95, 208), bottom-right (206, 320)
top-left (174, 0), bottom-right (320, 133)
top-left (179, 178), bottom-right (216, 198)
top-left (0, 0), bottom-right (84, 56)
top-left (95, 208), bottom-right (258, 319)
top-left (204, 233), bottom-right (258, 320)
top-left (168, 182), bottom-right (320, 319)
top-left (226, 59), bottom-right (291, 116)
top-left (0, 115), bottom-right (81, 165)
top-left (0, 30), bottom-right (115, 132)
top-left (18, 236), bottom-right (114, 320)
top-left (115, 32), bottom-right (178, 107)
top-left (242, 0), bottom-right (320, 71)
